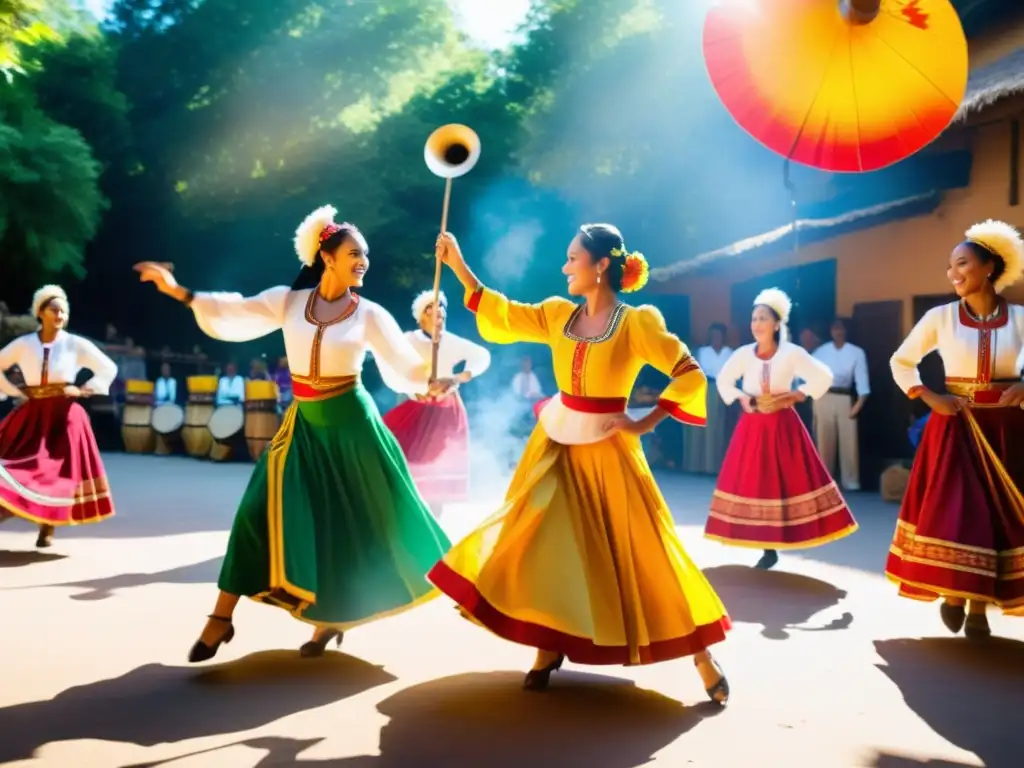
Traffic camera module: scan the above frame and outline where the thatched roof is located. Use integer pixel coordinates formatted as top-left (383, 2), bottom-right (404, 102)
top-left (956, 47), bottom-right (1024, 118)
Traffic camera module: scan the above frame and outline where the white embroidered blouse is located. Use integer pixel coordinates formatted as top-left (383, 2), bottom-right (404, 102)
top-left (716, 341), bottom-right (834, 404)
top-left (0, 331), bottom-right (118, 398)
top-left (189, 287), bottom-right (429, 390)
top-left (890, 300), bottom-right (1024, 396)
top-left (376, 329), bottom-right (491, 397)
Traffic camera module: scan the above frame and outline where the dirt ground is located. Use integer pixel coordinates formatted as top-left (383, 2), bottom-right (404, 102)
top-left (1, 455), bottom-right (1022, 767)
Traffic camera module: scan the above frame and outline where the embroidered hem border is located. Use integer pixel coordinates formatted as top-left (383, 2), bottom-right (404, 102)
top-left (428, 561), bottom-right (730, 666)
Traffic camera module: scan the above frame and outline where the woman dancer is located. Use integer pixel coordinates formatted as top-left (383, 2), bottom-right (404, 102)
top-left (887, 219), bottom-right (1024, 637)
top-left (705, 289), bottom-right (857, 570)
top-left (381, 289), bottom-right (491, 514)
top-left (428, 225), bottom-right (731, 703)
top-left (134, 205), bottom-right (456, 662)
top-left (0, 285), bottom-right (118, 548)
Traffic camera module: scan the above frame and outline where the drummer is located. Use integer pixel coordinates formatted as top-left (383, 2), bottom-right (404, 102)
top-left (155, 362), bottom-right (178, 406)
top-left (215, 361), bottom-right (244, 406)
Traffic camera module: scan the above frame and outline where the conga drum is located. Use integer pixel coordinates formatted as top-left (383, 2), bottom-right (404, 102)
top-left (244, 380), bottom-right (280, 461)
top-left (121, 380), bottom-right (156, 453)
top-left (182, 375), bottom-right (217, 458)
top-left (152, 403), bottom-right (185, 455)
top-left (208, 405), bottom-right (245, 461)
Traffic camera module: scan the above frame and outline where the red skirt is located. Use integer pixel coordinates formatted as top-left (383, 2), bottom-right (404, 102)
top-left (382, 392), bottom-right (469, 503)
top-left (886, 407), bottom-right (1024, 613)
top-left (0, 396), bottom-right (114, 526)
top-left (705, 408), bottom-right (857, 548)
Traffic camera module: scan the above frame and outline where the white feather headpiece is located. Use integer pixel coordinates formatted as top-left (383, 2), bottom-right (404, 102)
top-left (293, 204), bottom-right (340, 267)
top-left (753, 287), bottom-right (792, 343)
top-left (412, 289), bottom-right (447, 321)
top-left (964, 219), bottom-right (1024, 294)
top-left (753, 287), bottom-right (792, 324)
top-left (31, 284), bottom-right (69, 321)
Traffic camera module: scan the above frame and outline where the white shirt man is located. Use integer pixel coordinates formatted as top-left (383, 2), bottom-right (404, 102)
top-left (812, 319), bottom-right (870, 491)
top-left (216, 366), bottom-right (245, 407)
top-left (511, 366), bottom-right (543, 399)
top-left (155, 367), bottom-right (177, 405)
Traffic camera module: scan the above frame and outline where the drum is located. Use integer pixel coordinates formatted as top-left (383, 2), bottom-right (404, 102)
top-left (208, 404), bottom-right (245, 462)
top-left (182, 375), bottom-right (218, 458)
top-left (152, 403), bottom-right (185, 455)
top-left (121, 380), bottom-right (155, 453)
top-left (244, 379), bottom-right (280, 461)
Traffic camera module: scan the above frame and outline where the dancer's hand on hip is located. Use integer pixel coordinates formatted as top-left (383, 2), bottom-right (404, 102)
top-left (603, 414), bottom-right (649, 436)
top-left (998, 383), bottom-right (1024, 407)
top-left (923, 391), bottom-right (966, 416)
top-left (427, 377), bottom-right (459, 400)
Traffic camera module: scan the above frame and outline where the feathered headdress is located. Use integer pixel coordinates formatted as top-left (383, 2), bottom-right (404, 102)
top-left (412, 289), bottom-right (447, 321)
top-left (294, 205), bottom-right (342, 267)
top-left (753, 287), bottom-right (792, 342)
top-left (31, 284), bottom-right (69, 321)
top-left (964, 219), bottom-right (1024, 294)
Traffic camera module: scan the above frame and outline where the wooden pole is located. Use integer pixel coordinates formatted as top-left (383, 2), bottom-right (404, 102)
top-left (430, 176), bottom-right (453, 381)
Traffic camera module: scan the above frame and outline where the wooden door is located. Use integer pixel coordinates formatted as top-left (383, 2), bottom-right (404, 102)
top-left (851, 300), bottom-right (907, 489)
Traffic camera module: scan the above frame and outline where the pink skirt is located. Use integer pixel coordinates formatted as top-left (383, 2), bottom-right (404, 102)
top-left (0, 395), bottom-right (114, 526)
top-left (383, 392), bottom-right (469, 502)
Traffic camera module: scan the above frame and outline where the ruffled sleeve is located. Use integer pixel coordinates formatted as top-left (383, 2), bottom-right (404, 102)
top-left (890, 307), bottom-right (940, 398)
top-left (191, 286), bottom-right (291, 342)
top-left (464, 286), bottom-right (573, 346)
top-left (628, 305), bottom-right (707, 426)
top-left (364, 303), bottom-right (431, 393)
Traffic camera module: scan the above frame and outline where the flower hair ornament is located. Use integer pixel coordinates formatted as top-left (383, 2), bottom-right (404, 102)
top-left (294, 204), bottom-right (343, 267)
top-left (412, 289), bottom-right (447, 322)
top-left (752, 287), bottom-right (792, 343)
top-left (964, 219), bottom-right (1024, 294)
top-left (31, 284), bottom-right (69, 321)
top-left (609, 247), bottom-right (650, 293)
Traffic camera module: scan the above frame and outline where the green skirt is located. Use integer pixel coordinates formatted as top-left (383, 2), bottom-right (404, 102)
top-left (218, 383), bottom-right (452, 629)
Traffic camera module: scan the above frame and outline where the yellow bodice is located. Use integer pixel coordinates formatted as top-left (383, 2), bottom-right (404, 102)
top-left (466, 287), bottom-right (707, 424)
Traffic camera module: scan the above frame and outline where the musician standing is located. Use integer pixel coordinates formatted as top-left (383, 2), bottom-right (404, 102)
top-left (381, 290), bottom-right (491, 514)
top-left (812, 318), bottom-right (869, 491)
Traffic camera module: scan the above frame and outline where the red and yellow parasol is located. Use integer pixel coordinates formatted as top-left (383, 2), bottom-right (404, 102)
top-left (703, 0), bottom-right (969, 172)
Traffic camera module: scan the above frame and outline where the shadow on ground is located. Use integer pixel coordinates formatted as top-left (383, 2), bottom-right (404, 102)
top-left (0, 549), bottom-right (66, 567)
top-left (35, 556), bottom-right (224, 600)
top-left (874, 637), bottom-right (1024, 768)
top-left (868, 753), bottom-right (981, 768)
top-left (703, 564), bottom-right (853, 639)
top-left (0, 652), bottom-right (395, 764)
top-left (126, 670), bottom-right (714, 768)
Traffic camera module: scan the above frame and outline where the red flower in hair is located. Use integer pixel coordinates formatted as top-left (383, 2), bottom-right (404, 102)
top-left (319, 223), bottom-right (342, 242)
top-left (620, 251), bottom-right (650, 293)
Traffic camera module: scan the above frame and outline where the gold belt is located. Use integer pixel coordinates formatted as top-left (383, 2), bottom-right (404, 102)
top-left (23, 383), bottom-right (69, 399)
top-left (945, 380), bottom-right (1015, 408)
top-left (754, 394), bottom-right (789, 414)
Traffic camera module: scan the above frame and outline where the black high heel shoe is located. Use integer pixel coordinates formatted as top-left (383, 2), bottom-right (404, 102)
top-left (523, 654), bottom-right (565, 691)
top-left (36, 524), bottom-right (54, 548)
top-left (696, 655), bottom-right (730, 706)
top-left (188, 614), bottom-right (235, 663)
top-left (755, 549), bottom-right (778, 570)
top-left (300, 629), bottom-right (344, 657)
top-left (940, 601), bottom-right (966, 634)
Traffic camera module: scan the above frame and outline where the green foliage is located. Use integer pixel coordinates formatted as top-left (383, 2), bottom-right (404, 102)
top-left (0, 82), bottom-right (105, 282)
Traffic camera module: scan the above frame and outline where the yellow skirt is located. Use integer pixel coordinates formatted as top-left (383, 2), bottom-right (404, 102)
top-left (428, 427), bottom-right (731, 665)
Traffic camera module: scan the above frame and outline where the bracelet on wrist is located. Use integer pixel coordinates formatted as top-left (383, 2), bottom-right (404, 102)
top-left (181, 289), bottom-right (194, 307)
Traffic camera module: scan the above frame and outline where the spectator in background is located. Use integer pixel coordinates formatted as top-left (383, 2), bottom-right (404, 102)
top-left (273, 355), bottom-right (292, 411)
top-left (510, 355), bottom-right (543, 399)
top-left (684, 322), bottom-right (733, 474)
top-left (249, 357), bottom-right (270, 381)
top-left (215, 361), bottom-right (245, 406)
top-left (812, 317), bottom-right (870, 491)
top-left (155, 361), bottom-right (177, 405)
